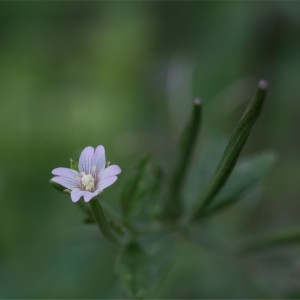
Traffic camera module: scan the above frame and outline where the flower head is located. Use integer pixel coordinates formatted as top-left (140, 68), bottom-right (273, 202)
top-left (51, 145), bottom-right (121, 202)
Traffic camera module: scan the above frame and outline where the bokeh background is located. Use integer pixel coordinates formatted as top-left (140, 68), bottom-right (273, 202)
top-left (0, 1), bottom-right (300, 298)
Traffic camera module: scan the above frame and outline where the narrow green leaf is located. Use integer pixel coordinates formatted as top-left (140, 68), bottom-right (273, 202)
top-left (203, 151), bottom-right (277, 217)
top-left (115, 242), bottom-right (150, 299)
top-left (90, 197), bottom-right (118, 245)
top-left (70, 158), bottom-right (79, 171)
top-left (193, 80), bottom-right (268, 219)
top-left (239, 227), bottom-right (300, 253)
top-left (164, 99), bottom-right (202, 219)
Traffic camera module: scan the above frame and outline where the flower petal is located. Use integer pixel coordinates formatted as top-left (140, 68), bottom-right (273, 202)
top-left (92, 145), bottom-right (106, 174)
top-left (98, 176), bottom-right (118, 191)
top-left (71, 188), bottom-right (85, 202)
top-left (52, 167), bottom-right (80, 178)
top-left (102, 165), bottom-right (121, 178)
top-left (79, 146), bottom-right (94, 174)
top-left (82, 191), bottom-right (99, 202)
top-left (51, 176), bottom-right (80, 190)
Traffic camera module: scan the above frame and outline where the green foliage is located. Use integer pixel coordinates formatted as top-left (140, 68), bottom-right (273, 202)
top-left (240, 226), bottom-right (300, 253)
top-left (115, 241), bottom-right (174, 299)
top-left (120, 154), bottom-right (163, 222)
top-left (49, 80), bottom-right (294, 299)
top-left (193, 84), bottom-right (267, 219)
top-left (115, 242), bottom-right (150, 299)
top-left (90, 197), bottom-right (118, 245)
top-left (203, 151), bottom-right (277, 217)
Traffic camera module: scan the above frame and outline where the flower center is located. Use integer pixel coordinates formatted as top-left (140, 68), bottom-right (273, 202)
top-left (81, 173), bottom-right (95, 191)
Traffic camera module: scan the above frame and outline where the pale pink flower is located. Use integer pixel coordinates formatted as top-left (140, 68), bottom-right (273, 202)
top-left (51, 145), bottom-right (121, 202)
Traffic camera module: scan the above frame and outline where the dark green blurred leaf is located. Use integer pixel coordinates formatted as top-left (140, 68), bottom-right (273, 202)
top-left (121, 154), bottom-right (151, 219)
top-left (121, 154), bottom-right (163, 221)
top-left (204, 151), bottom-right (277, 216)
top-left (239, 226), bottom-right (300, 253)
top-left (115, 242), bottom-right (150, 298)
top-left (110, 221), bottom-right (125, 235)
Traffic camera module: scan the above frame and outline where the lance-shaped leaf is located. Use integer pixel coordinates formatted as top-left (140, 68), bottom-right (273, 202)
top-left (115, 242), bottom-right (150, 298)
top-left (164, 99), bottom-right (202, 219)
top-left (90, 197), bottom-right (118, 245)
top-left (193, 80), bottom-right (268, 219)
top-left (203, 151), bottom-right (277, 217)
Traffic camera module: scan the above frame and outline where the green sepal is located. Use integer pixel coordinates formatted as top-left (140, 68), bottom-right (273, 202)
top-left (193, 81), bottom-right (268, 219)
top-left (70, 158), bottom-right (79, 171)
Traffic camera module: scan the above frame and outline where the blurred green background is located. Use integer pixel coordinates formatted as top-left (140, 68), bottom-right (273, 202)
top-left (0, 1), bottom-right (300, 298)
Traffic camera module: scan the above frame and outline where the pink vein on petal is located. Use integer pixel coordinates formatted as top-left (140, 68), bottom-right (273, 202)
top-left (51, 176), bottom-right (79, 190)
top-left (52, 167), bottom-right (80, 178)
top-left (79, 146), bottom-right (94, 174)
top-left (92, 145), bottom-right (106, 174)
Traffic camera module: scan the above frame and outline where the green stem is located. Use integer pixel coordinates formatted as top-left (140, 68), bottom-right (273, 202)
top-left (90, 197), bottom-right (118, 245)
top-left (193, 80), bottom-right (268, 220)
top-left (164, 99), bottom-right (202, 219)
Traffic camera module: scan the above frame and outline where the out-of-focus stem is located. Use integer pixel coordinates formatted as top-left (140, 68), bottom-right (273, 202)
top-left (193, 80), bottom-right (268, 220)
top-left (164, 98), bottom-right (202, 219)
top-left (90, 197), bottom-right (118, 245)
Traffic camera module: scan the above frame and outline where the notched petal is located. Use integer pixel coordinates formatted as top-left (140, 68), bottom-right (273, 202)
top-left (79, 146), bottom-right (95, 174)
top-left (83, 191), bottom-right (98, 203)
top-left (92, 145), bottom-right (106, 174)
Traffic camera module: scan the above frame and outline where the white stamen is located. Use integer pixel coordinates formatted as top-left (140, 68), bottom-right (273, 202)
top-left (81, 173), bottom-right (95, 191)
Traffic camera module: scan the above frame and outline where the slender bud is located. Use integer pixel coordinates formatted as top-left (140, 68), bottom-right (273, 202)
top-left (193, 81), bottom-right (268, 219)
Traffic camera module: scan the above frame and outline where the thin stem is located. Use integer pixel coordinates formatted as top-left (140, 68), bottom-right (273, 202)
top-left (90, 197), bottom-right (118, 245)
top-left (164, 99), bottom-right (202, 219)
top-left (193, 80), bottom-right (268, 220)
